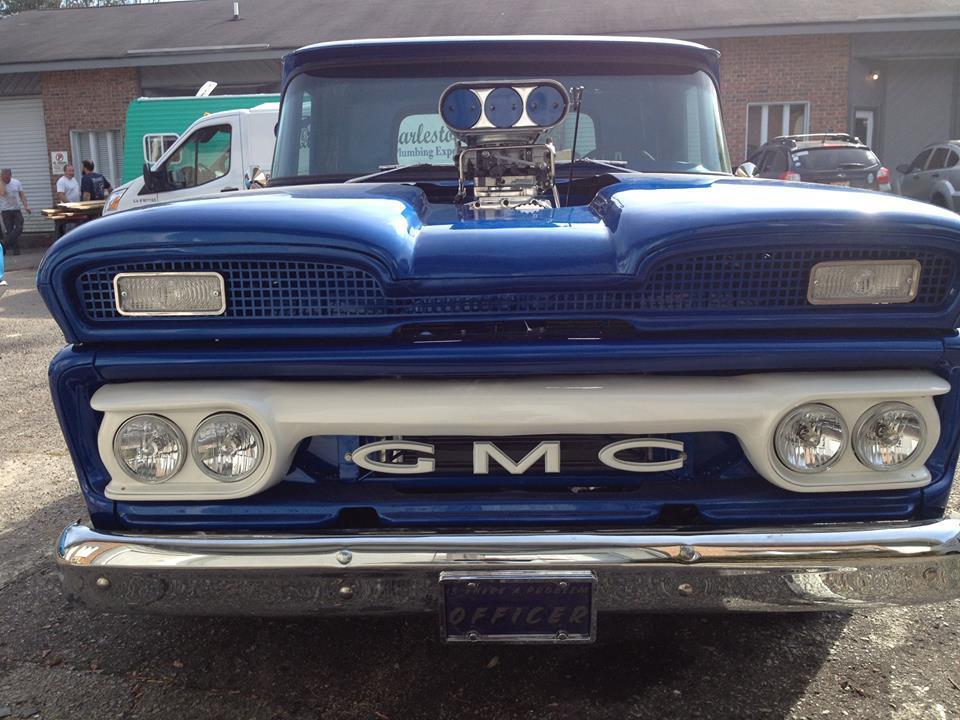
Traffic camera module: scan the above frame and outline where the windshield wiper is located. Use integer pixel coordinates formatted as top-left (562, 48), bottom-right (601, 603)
top-left (556, 158), bottom-right (640, 174)
top-left (345, 163), bottom-right (445, 183)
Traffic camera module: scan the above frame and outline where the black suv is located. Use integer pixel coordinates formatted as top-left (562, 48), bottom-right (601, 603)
top-left (746, 134), bottom-right (891, 191)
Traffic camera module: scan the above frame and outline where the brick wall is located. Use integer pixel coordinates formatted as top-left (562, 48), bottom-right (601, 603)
top-left (40, 67), bottom-right (139, 197)
top-left (718, 35), bottom-right (849, 164)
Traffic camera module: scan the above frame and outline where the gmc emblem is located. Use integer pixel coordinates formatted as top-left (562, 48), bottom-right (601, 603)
top-left (347, 438), bottom-right (686, 475)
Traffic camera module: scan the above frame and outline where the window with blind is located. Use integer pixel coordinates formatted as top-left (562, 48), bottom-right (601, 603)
top-left (745, 102), bottom-right (809, 159)
top-left (69, 129), bottom-right (123, 187)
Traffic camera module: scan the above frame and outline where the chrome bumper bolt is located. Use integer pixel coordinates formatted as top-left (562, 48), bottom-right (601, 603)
top-left (678, 583), bottom-right (695, 597)
top-left (556, 631), bottom-right (569, 641)
top-left (466, 631), bottom-right (480, 642)
top-left (338, 585), bottom-right (355, 600)
top-left (335, 550), bottom-right (352, 565)
top-left (95, 576), bottom-right (110, 590)
top-left (679, 545), bottom-right (699, 563)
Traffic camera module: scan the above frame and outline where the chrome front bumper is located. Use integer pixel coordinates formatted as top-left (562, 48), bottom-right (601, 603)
top-left (57, 519), bottom-right (960, 616)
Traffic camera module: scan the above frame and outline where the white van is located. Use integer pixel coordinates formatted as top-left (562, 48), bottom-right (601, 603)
top-left (102, 102), bottom-right (278, 216)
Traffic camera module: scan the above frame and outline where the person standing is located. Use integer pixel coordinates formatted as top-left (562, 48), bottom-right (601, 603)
top-left (0, 172), bottom-right (5, 250)
top-left (0, 168), bottom-right (30, 256)
top-left (56, 164), bottom-right (81, 204)
top-left (80, 160), bottom-right (111, 201)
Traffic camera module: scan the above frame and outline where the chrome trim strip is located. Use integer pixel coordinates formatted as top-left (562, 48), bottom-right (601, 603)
top-left (57, 519), bottom-right (960, 616)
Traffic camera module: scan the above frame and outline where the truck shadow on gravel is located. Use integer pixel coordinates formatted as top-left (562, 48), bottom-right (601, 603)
top-left (0, 500), bottom-right (853, 720)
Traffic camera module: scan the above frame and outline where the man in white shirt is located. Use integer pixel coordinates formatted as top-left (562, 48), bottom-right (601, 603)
top-left (0, 168), bottom-right (30, 256)
top-left (56, 164), bottom-right (81, 204)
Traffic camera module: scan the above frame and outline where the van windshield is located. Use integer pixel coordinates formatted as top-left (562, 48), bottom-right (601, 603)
top-left (273, 64), bottom-right (729, 182)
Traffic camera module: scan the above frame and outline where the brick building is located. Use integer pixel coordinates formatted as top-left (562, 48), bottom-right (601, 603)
top-left (0, 0), bottom-right (958, 233)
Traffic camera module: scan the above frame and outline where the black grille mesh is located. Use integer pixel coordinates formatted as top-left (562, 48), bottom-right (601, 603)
top-left (77, 248), bottom-right (956, 321)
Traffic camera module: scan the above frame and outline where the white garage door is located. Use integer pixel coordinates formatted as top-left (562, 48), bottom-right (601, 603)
top-left (0, 97), bottom-right (52, 234)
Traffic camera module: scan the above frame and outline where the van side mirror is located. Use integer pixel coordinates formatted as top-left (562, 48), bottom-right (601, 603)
top-left (142, 162), bottom-right (169, 193)
top-left (246, 165), bottom-right (269, 189)
top-left (142, 162), bottom-right (156, 192)
top-left (896, 164), bottom-right (911, 174)
top-left (735, 162), bottom-right (759, 178)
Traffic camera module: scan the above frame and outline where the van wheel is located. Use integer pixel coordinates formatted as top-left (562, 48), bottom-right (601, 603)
top-left (932, 194), bottom-right (948, 208)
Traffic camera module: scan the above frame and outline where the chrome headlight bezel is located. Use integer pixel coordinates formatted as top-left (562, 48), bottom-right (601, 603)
top-left (191, 412), bottom-right (264, 483)
top-left (853, 401), bottom-right (927, 472)
top-left (112, 413), bottom-right (187, 483)
top-left (774, 403), bottom-right (848, 475)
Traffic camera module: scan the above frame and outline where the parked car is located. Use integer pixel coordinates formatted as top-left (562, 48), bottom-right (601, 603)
top-left (896, 141), bottom-right (960, 212)
top-left (102, 102), bottom-right (277, 216)
top-left (746, 133), bottom-right (891, 191)
top-left (41, 36), bottom-right (960, 644)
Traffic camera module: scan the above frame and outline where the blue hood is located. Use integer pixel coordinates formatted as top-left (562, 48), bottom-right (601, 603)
top-left (41, 174), bottom-right (960, 278)
top-left (37, 174), bottom-right (960, 343)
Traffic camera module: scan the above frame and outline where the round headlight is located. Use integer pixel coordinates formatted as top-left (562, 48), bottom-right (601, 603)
top-left (113, 414), bottom-right (185, 482)
top-left (774, 404), bottom-right (847, 474)
top-left (854, 402), bottom-right (926, 471)
top-left (192, 413), bottom-right (263, 482)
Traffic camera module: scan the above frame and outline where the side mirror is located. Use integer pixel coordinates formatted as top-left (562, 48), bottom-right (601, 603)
top-left (142, 162), bottom-right (154, 192)
top-left (246, 165), bottom-right (269, 189)
top-left (143, 162), bottom-right (171, 193)
top-left (735, 162), bottom-right (759, 178)
top-left (896, 164), bottom-right (911, 174)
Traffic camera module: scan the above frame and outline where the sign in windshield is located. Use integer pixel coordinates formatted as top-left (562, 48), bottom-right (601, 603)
top-left (396, 115), bottom-right (456, 165)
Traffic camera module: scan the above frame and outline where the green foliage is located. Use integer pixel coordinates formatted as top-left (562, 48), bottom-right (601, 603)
top-left (0, 0), bottom-right (148, 14)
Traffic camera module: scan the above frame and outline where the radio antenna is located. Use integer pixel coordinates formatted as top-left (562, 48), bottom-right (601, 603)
top-left (564, 86), bottom-right (584, 208)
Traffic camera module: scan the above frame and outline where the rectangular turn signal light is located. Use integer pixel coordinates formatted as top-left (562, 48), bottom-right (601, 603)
top-left (114, 272), bottom-right (226, 316)
top-left (807, 260), bottom-right (920, 305)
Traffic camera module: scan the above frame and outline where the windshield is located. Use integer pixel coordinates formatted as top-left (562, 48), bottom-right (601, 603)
top-left (791, 147), bottom-right (879, 171)
top-left (273, 65), bottom-right (729, 181)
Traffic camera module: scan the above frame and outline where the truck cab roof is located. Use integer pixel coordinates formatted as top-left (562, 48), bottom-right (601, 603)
top-left (281, 35), bottom-right (721, 88)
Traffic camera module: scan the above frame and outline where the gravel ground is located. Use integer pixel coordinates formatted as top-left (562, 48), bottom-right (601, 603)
top-left (0, 249), bottom-right (958, 720)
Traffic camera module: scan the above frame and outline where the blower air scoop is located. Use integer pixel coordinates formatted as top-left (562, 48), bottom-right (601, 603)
top-left (438, 80), bottom-right (571, 210)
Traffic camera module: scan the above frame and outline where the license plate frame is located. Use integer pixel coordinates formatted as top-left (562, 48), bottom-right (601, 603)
top-left (440, 570), bottom-right (597, 643)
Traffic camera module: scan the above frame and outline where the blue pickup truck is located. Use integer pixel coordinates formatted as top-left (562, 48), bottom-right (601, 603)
top-left (39, 36), bottom-right (960, 643)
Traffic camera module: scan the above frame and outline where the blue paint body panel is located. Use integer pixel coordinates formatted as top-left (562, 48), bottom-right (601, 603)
top-left (45, 337), bottom-right (960, 532)
top-left (36, 177), bottom-right (960, 345)
top-left (38, 36), bottom-right (960, 533)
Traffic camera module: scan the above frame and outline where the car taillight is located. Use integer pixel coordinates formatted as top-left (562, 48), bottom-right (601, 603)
top-left (779, 171), bottom-right (802, 182)
top-left (877, 166), bottom-right (890, 185)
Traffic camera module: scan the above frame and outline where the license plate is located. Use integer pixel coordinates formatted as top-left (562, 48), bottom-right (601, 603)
top-left (440, 571), bottom-right (596, 643)
top-left (830, 181), bottom-right (850, 186)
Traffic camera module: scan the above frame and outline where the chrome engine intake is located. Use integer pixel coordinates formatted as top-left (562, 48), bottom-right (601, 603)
top-left (439, 80), bottom-right (570, 210)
